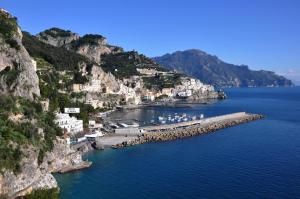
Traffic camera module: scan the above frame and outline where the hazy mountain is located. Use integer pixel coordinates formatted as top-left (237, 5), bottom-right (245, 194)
top-left (153, 49), bottom-right (294, 87)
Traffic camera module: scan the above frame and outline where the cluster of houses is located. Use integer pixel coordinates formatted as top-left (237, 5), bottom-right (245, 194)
top-left (138, 76), bottom-right (215, 100)
top-left (70, 66), bottom-right (216, 109)
top-left (174, 77), bottom-right (215, 98)
top-left (54, 108), bottom-right (104, 145)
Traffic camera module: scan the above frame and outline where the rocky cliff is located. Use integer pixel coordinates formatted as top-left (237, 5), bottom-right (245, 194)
top-left (37, 29), bottom-right (122, 64)
top-left (0, 9), bottom-right (40, 100)
top-left (90, 64), bottom-right (120, 92)
top-left (153, 49), bottom-right (294, 87)
top-left (0, 9), bottom-right (90, 198)
top-left (0, 138), bottom-right (87, 198)
top-left (36, 28), bottom-right (80, 47)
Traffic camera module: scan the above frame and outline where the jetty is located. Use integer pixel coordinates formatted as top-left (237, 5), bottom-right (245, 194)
top-left (112, 112), bottom-right (264, 148)
top-left (69, 112), bottom-right (263, 150)
top-left (142, 112), bottom-right (255, 131)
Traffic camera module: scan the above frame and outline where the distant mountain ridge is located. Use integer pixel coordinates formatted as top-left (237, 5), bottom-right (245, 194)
top-left (153, 49), bottom-right (294, 87)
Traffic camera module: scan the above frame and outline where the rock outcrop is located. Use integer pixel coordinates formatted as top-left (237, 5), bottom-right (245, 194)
top-left (0, 9), bottom-right (40, 100)
top-left (188, 90), bottom-right (226, 100)
top-left (37, 30), bottom-right (123, 64)
top-left (90, 65), bottom-right (120, 92)
top-left (66, 34), bottom-right (116, 64)
top-left (0, 138), bottom-right (90, 198)
top-left (36, 27), bottom-right (80, 47)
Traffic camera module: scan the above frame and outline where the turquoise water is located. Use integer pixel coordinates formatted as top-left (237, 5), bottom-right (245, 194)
top-left (55, 87), bottom-right (300, 198)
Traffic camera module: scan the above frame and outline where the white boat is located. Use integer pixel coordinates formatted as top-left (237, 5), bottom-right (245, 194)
top-left (183, 118), bottom-right (188, 122)
top-left (200, 114), bottom-right (204, 119)
top-left (158, 116), bottom-right (164, 121)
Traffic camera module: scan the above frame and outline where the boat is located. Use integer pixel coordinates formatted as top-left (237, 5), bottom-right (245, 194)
top-left (160, 120), bottom-right (166, 124)
top-left (158, 116), bottom-right (164, 121)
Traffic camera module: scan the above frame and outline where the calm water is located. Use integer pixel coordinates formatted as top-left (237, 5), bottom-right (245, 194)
top-left (55, 87), bottom-right (300, 198)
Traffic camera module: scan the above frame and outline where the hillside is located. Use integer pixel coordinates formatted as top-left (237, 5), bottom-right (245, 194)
top-left (35, 28), bottom-right (166, 79)
top-left (0, 9), bottom-right (96, 198)
top-left (153, 49), bottom-right (294, 87)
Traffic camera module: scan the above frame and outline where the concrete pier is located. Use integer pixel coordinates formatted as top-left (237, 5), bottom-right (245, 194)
top-left (112, 112), bottom-right (264, 148)
top-left (142, 112), bottom-right (251, 132)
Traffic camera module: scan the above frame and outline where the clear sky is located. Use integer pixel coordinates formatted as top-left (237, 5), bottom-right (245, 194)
top-left (1, 0), bottom-right (300, 83)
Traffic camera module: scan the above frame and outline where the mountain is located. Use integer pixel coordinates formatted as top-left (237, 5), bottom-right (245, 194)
top-left (153, 49), bottom-right (294, 87)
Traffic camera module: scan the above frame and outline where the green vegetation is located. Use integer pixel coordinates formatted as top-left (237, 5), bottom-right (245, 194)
top-left (22, 188), bottom-right (59, 199)
top-left (22, 31), bottom-right (92, 72)
top-left (101, 51), bottom-right (164, 79)
top-left (75, 34), bottom-right (105, 46)
top-left (37, 65), bottom-right (97, 127)
top-left (0, 66), bottom-right (20, 86)
top-left (143, 73), bottom-right (182, 91)
top-left (43, 27), bottom-right (72, 38)
top-left (155, 94), bottom-right (169, 100)
top-left (0, 10), bottom-right (20, 50)
top-left (35, 57), bottom-right (53, 70)
top-left (0, 95), bottom-right (62, 173)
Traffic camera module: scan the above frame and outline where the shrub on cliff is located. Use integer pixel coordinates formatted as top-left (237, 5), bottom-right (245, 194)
top-left (43, 27), bottom-right (72, 38)
top-left (0, 10), bottom-right (20, 50)
top-left (22, 188), bottom-right (59, 199)
top-left (101, 51), bottom-right (163, 79)
top-left (0, 95), bottom-right (62, 173)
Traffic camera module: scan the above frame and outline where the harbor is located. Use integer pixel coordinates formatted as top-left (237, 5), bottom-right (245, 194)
top-left (74, 112), bottom-right (264, 150)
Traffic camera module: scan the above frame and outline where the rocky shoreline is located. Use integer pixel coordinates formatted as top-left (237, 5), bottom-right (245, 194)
top-left (113, 114), bottom-right (264, 148)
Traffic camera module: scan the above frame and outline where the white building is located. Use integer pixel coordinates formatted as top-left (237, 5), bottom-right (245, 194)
top-left (177, 90), bottom-right (192, 97)
top-left (172, 77), bottom-right (215, 97)
top-left (85, 132), bottom-right (104, 142)
top-left (55, 113), bottom-right (83, 134)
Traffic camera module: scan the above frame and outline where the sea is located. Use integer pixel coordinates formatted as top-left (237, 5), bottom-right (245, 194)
top-left (55, 87), bottom-right (300, 198)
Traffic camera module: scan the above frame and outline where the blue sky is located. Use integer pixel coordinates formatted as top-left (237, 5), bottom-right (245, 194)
top-left (1, 0), bottom-right (300, 83)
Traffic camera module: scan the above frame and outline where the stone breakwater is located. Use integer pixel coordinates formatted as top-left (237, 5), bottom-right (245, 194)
top-left (113, 113), bottom-right (264, 148)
